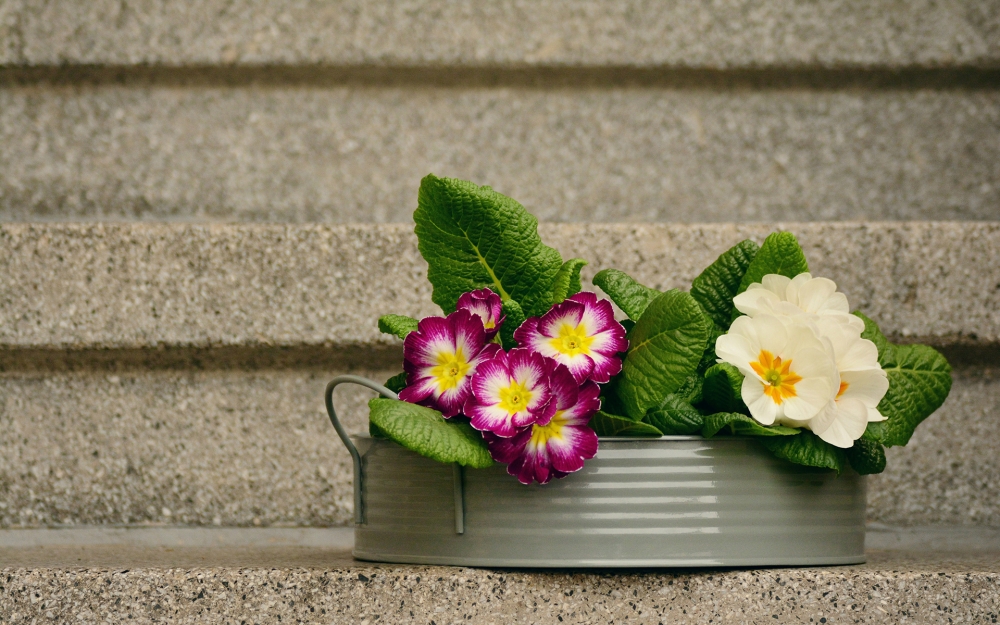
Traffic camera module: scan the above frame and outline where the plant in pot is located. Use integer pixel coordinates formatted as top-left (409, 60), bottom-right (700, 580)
top-left (324, 174), bottom-right (951, 567)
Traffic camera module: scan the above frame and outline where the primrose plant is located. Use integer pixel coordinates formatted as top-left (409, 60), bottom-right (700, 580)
top-left (372, 174), bottom-right (952, 484)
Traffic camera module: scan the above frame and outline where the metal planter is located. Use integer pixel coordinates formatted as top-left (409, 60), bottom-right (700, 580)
top-left (326, 376), bottom-right (867, 568)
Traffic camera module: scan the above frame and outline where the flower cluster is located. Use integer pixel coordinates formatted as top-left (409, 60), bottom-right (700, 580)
top-left (400, 288), bottom-right (627, 483)
top-left (715, 273), bottom-right (888, 448)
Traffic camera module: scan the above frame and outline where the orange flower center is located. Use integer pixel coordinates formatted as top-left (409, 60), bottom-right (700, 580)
top-left (750, 350), bottom-right (803, 405)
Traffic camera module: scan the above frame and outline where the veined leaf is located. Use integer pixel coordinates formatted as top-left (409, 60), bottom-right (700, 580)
top-left (737, 232), bottom-right (809, 295)
top-left (845, 430), bottom-right (887, 475)
top-left (378, 314), bottom-right (419, 341)
top-left (701, 412), bottom-right (799, 438)
top-left (691, 240), bottom-right (759, 328)
top-left (701, 362), bottom-right (749, 415)
top-left (592, 269), bottom-right (661, 321)
top-left (414, 174), bottom-right (563, 318)
top-left (590, 410), bottom-right (663, 437)
top-left (697, 319), bottom-right (726, 375)
top-left (368, 398), bottom-right (494, 468)
top-left (618, 290), bottom-right (710, 419)
top-left (877, 344), bottom-right (952, 447)
top-left (760, 431), bottom-right (846, 473)
top-left (674, 373), bottom-right (705, 406)
top-left (643, 394), bottom-right (704, 435)
top-left (499, 298), bottom-right (526, 350)
top-left (551, 258), bottom-right (588, 304)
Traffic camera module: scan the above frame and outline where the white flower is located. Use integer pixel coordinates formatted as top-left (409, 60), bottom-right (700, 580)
top-left (733, 273), bottom-right (864, 333)
top-left (721, 272), bottom-right (891, 449)
top-left (716, 314), bottom-right (839, 426)
top-left (795, 316), bottom-right (889, 448)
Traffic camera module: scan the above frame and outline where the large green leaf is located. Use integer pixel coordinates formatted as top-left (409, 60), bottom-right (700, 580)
top-left (877, 344), bottom-right (952, 447)
top-left (737, 232), bottom-right (809, 295)
top-left (592, 269), bottom-right (662, 321)
top-left (697, 319), bottom-right (726, 375)
top-left (845, 430), bottom-right (887, 475)
top-left (691, 240), bottom-right (759, 328)
top-left (414, 175), bottom-right (563, 318)
top-left (643, 394), bottom-right (704, 435)
top-left (617, 290), bottom-right (711, 419)
top-left (853, 311), bottom-right (896, 367)
top-left (701, 362), bottom-right (749, 415)
top-left (760, 431), bottom-right (846, 473)
top-left (368, 398), bottom-right (494, 468)
top-left (551, 258), bottom-right (588, 304)
top-left (590, 410), bottom-right (663, 437)
top-left (378, 314), bottom-right (419, 341)
top-left (701, 412), bottom-right (799, 438)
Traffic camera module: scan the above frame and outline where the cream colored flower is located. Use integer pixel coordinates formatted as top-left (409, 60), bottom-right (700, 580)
top-left (734, 273), bottom-right (864, 333)
top-left (715, 314), bottom-right (839, 426)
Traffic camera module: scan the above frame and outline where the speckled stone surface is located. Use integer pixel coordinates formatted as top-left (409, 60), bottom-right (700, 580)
top-left (2, 87), bottom-right (998, 222)
top-left (0, 223), bottom-right (996, 349)
top-left (1, 553), bottom-right (998, 624)
top-left (0, 365), bottom-right (995, 528)
top-left (2, 0), bottom-right (996, 67)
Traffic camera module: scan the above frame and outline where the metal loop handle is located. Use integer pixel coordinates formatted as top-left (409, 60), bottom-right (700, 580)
top-left (324, 375), bottom-right (397, 525)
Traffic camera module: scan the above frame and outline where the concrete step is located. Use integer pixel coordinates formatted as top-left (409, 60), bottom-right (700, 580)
top-left (1, 85), bottom-right (997, 222)
top-left (4, 0), bottom-right (997, 68)
top-left (0, 222), bottom-right (996, 528)
top-left (0, 528), bottom-right (997, 624)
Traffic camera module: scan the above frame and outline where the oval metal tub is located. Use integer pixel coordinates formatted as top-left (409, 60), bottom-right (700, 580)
top-left (325, 375), bottom-right (866, 568)
top-left (352, 435), bottom-right (866, 567)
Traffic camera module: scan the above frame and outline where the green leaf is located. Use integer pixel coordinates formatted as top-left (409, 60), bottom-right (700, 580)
top-left (760, 431), bottom-right (846, 473)
top-left (845, 431), bottom-right (887, 475)
top-left (877, 344), bottom-right (952, 447)
top-left (369, 421), bottom-right (391, 438)
top-left (697, 320), bottom-right (726, 375)
top-left (691, 240), bottom-right (759, 328)
top-left (618, 290), bottom-right (711, 420)
top-left (414, 174), bottom-right (564, 318)
top-left (378, 314), bottom-right (419, 341)
top-left (643, 394), bottom-right (704, 435)
top-left (701, 412), bottom-right (800, 438)
top-left (551, 258), bottom-right (588, 304)
top-left (674, 374), bottom-right (704, 406)
top-left (384, 372), bottom-right (408, 394)
top-left (499, 298), bottom-right (526, 350)
top-left (368, 398), bottom-right (494, 468)
top-left (853, 311), bottom-right (896, 367)
top-left (590, 410), bottom-right (663, 437)
top-left (592, 269), bottom-right (661, 321)
top-left (701, 362), bottom-right (749, 415)
top-left (737, 232), bottom-right (810, 295)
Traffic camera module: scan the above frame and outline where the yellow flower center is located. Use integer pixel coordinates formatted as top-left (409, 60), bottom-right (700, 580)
top-left (549, 322), bottom-right (594, 357)
top-left (750, 349), bottom-right (803, 405)
top-left (483, 318), bottom-right (495, 330)
top-left (529, 411), bottom-right (568, 447)
top-left (430, 348), bottom-right (470, 392)
top-left (498, 380), bottom-right (533, 414)
top-left (837, 380), bottom-right (849, 398)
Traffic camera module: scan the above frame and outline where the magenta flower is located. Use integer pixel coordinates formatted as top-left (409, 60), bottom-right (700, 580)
top-left (457, 288), bottom-right (505, 340)
top-left (513, 292), bottom-right (628, 384)
top-left (464, 348), bottom-right (555, 437)
top-left (399, 309), bottom-right (501, 417)
top-left (485, 363), bottom-right (601, 485)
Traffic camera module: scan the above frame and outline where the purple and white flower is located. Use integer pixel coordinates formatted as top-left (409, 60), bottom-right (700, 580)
top-left (485, 363), bottom-right (600, 485)
top-left (456, 288), bottom-right (505, 340)
top-left (464, 348), bottom-right (555, 437)
top-left (514, 292), bottom-right (627, 384)
top-left (399, 309), bottom-right (500, 418)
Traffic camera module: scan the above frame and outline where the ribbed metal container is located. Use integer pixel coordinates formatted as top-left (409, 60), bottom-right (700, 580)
top-left (351, 435), bottom-right (867, 567)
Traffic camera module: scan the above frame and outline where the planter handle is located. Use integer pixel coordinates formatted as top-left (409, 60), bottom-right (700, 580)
top-left (324, 375), bottom-right (398, 525)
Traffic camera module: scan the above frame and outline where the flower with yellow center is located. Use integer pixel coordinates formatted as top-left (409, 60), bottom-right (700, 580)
top-left (465, 348), bottom-right (555, 437)
top-left (716, 314), bottom-right (839, 426)
top-left (429, 348), bottom-right (471, 393)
